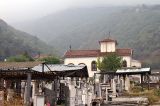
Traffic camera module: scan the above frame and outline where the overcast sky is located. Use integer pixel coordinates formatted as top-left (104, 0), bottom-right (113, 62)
top-left (0, 0), bottom-right (160, 23)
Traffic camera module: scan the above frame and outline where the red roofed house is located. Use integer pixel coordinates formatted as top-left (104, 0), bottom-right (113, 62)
top-left (64, 38), bottom-right (141, 77)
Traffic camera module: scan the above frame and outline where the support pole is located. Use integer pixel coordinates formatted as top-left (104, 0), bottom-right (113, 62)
top-left (0, 77), bottom-right (4, 106)
top-left (94, 73), bottom-right (95, 94)
top-left (103, 74), bottom-right (105, 83)
top-left (125, 75), bottom-right (130, 91)
top-left (123, 75), bottom-right (125, 91)
top-left (147, 73), bottom-right (150, 90)
top-left (141, 74), bottom-right (143, 91)
top-left (26, 73), bottom-right (32, 106)
top-left (0, 78), bottom-right (4, 90)
top-left (112, 77), bottom-right (116, 97)
top-left (117, 75), bottom-right (120, 85)
top-left (119, 75), bottom-right (123, 93)
top-left (105, 88), bottom-right (108, 103)
top-left (54, 77), bottom-right (58, 105)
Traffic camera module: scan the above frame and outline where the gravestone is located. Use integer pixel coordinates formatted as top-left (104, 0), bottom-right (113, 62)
top-left (34, 95), bottom-right (44, 106)
top-left (65, 86), bottom-right (70, 106)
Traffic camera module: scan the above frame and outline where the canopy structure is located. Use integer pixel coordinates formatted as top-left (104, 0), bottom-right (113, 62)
top-left (116, 67), bottom-right (151, 75)
top-left (0, 61), bottom-right (43, 70)
top-left (32, 64), bottom-right (89, 78)
top-left (0, 62), bottom-right (88, 106)
top-left (0, 61), bottom-right (88, 80)
top-left (0, 61), bottom-right (49, 80)
top-left (99, 67), bottom-right (151, 75)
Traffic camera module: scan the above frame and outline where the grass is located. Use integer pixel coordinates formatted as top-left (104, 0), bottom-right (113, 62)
top-left (4, 98), bottom-right (23, 106)
top-left (3, 92), bottom-right (24, 106)
top-left (125, 86), bottom-right (160, 105)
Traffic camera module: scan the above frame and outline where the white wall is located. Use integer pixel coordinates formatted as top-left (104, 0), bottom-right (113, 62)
top-left (100, 42), bottom-right (116, 52)
top-left (122, 56), bottom-right (132, 67)
top-left (131, 60), bottom-right (141, 68)
top-left (100, 42), bottom-right (107, 52)
top-left (65, 55), bottom-right (132, 77)
top-left (64, 57), bottom-right (100, 77)
top-left (34, 95), bottom-right (44, 106)
top-left (107, 42), bottom-right (116, 52)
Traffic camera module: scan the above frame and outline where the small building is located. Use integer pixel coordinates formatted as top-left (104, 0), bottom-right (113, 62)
top-left (64, 38), bottom-right (141, 77)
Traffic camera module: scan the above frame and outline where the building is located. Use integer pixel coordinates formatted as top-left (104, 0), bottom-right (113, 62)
top-left (64, 38), bottom-right (141, 77)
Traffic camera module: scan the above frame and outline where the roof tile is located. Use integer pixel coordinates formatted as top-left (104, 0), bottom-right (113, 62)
top-left (99, 38), bottom-right (117, 43)
top-left (64, 48), bottom-right (132, 58)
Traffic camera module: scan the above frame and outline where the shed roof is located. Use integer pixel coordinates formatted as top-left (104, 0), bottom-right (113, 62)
top-left (0, 61), bottom-right (44, 70)
top-left (32, 64), bottom-right (88, 77)
top-left (97, 68), bottom-right (151, 75)
top-left (116, 68), bottom-right (151, 74)
top-left (0, 62), bottom-right (88, 79)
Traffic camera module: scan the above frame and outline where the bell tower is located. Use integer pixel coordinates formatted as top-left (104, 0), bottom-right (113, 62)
top-left (99, 37), bottom-right (117, 53)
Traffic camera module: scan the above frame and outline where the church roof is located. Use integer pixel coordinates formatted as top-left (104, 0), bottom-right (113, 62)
top-left (64, 48), bottom-right (132, 58)
top-left (116, 48), bottom-right (133, 56)
top-left (64, 50), bottom-right (100, 58)
top-left (99, 38), bottom-right (117, 43)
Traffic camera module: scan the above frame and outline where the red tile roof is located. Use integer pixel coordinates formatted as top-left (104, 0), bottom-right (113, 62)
top-left (64, 50), bottom-right (100, 58)
top-left (116, 48), bottom-right (133, 56)
top-left (99, 38), bottom-right (117, 43)
top-left (64, 48), bottom-right (132, 58)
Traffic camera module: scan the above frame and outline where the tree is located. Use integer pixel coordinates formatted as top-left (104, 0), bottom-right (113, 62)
top-left (6, 54), bottom-right (34, 62)
top-left (39, 56), bottom-right (60, 64)
top-left (97, 53), bottom-right (122, 72)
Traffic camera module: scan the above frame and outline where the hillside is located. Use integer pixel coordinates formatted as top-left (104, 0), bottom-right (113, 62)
top-left (0, 19), bottom-right (57, 60)
top-left (14, 5), bottom-right (160, 69)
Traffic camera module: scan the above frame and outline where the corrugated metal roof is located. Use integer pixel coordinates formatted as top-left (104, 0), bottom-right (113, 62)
top-left (116, 68), bottom-right (151, 73)
top-left (32, 64), bottom-right (86, 72)
top-left (32, 64), bottom-right (88, 77)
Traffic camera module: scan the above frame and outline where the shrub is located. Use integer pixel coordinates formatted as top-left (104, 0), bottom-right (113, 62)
top-left (131, 86), bottom-right (142, 93)
top-left (147, 95), bottom-right (159, 104)
top-left (154, 89), bottom-right (160, 97)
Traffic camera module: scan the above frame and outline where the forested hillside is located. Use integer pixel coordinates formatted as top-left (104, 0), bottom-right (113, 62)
top-left (0, 19), bottom-right (57, 60)
top-left (14, 5), bottom-right (160, 69)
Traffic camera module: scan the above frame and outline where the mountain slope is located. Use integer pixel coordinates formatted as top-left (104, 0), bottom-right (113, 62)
top-left (14, 5), bottom-right (160, 68)
top-left (0, 19), bottom-right (57, 60)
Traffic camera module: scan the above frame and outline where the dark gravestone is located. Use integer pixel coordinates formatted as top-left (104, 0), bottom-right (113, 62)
top-left (65, 86), bottom-right (70, 106)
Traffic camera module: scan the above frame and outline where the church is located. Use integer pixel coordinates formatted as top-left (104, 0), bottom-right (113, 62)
top-left (64, 38), bottom-right (141, 77)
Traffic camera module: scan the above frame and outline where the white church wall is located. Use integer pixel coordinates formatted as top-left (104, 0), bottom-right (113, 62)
top-left (122, 56), bottom-right (132, 67)
top-left (100, 42), bottom-right (116, 52)
top-left (131, 60), bottom-right (141, 68)
top-left (65, 55), bottom-right (133, 77)
top-left (64, 57), bottom-right (100, 77)
top-left (106, 42), bottom-right (116, 52)
top-left (100, 42), bottom-right (107, 52)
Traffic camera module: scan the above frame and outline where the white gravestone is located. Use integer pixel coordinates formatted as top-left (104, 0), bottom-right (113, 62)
top-left (34, 95), bottom-right (44, 106)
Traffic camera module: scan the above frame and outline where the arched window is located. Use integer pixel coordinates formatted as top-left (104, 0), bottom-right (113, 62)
top-left (78, 63), bottom-right (86, 66)
top-left (91, 61), bottom-right (97, 71)
top-left (122, 60), bottom-right (127, 67)
top-left (68, 63), bottom-right (74, 65)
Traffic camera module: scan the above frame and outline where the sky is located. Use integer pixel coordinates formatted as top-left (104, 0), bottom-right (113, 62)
top-left (0, 0), bottom-right (160, 23)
